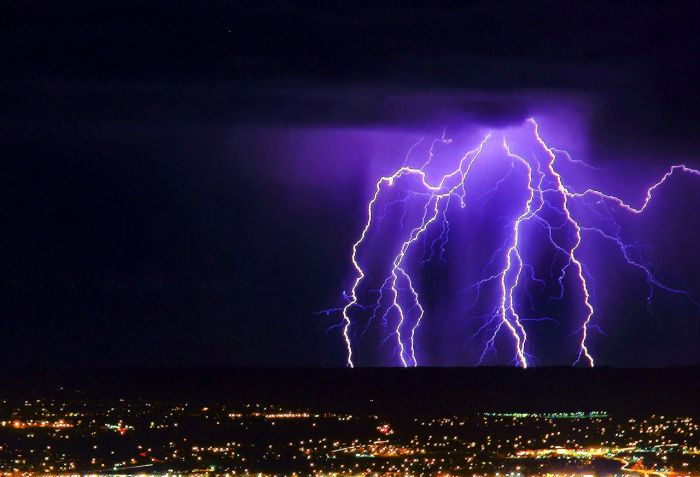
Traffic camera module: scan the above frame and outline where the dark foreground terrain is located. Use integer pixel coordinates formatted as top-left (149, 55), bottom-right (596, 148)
top-left (1, 366), bottom-right (699, 415)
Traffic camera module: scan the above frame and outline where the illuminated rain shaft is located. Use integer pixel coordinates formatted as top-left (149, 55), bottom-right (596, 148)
top-left (329, 119), bottom-right (699, 368)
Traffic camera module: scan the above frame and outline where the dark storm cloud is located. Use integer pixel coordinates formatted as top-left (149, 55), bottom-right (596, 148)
top-left (0, 79), bottom-right (582, 130)
top-left (4, 0), bottom-right (700, 151)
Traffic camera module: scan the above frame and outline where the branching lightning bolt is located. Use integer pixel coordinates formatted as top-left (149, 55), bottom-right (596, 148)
top-left (324, 118), bottom-right (699, 367)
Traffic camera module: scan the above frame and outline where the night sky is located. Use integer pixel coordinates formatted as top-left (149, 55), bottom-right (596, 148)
top-left (3, 1), bottom-right (700, 368)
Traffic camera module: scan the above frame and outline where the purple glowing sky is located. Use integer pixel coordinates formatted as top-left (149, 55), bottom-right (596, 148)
top-left (321, 117), bottom-right (700, 367)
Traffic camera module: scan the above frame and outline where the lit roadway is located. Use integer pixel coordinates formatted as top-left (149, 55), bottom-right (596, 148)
top-left (615, 457), bottom-right (671, 477)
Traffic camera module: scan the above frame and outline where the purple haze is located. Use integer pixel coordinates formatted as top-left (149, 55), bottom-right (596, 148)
top-left (319, 115), bottom-right (700, 367)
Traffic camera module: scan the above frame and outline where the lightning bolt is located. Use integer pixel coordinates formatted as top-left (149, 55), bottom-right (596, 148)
top-left (475, 138), bottom-right (534, 368)
top-left (569, 164), bottom-right (700, 214)
top-left (530, 119), bottom-right (596, 366)
top-left (340, 134), bottom-right (490, 367)
top-left (531, 119), bottom-right (699, 365)
top-left (328, 118), bottom-right (699, 367)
